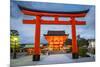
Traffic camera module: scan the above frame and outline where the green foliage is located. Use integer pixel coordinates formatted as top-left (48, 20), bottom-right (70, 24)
top-left (64, 39), bottom-right (72, 45)
top-left (66, 48), bottom-right (72, 53)
top-left (78, 38), bottom-right (89, 57)
top-left (10, 36), bottom-right (20, 48)
top-left (78, 38), bottom-right (89, 47)
top-left (79, 47), bottom-right (88, 57)
top-left (10, 30), bottom-right (20, 49)
top-left (92, 49), bottom-right (95, 54)
top-left (91, 48), bottom-right (95, 55)
top-left (10, 30), bottom-right (19, 36)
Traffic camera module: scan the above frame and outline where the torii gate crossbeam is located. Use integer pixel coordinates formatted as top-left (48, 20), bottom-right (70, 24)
top-left (19, 6), bottom-right (89, 61)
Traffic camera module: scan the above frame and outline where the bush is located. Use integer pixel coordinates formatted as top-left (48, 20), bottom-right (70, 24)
top-left (66, 47), bottom-right (72, 53)
top-left (79, 47), bottom-right (88, 57)
top-left (91, 48), bottom-right (95, 55)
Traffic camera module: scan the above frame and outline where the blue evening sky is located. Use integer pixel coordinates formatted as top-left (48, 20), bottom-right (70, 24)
top-left (10, 1), bottom-right (95, 44)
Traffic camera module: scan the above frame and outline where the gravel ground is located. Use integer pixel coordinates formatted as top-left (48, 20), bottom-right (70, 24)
top-left (10, 53), bottom-right (95, 67)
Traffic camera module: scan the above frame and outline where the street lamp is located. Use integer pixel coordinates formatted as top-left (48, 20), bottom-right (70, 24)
top-left (13, 37), bottom-right (18, 59)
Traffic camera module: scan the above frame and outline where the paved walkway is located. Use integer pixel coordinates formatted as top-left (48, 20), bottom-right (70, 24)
top-left (10, 54), bottom-right (95, 67)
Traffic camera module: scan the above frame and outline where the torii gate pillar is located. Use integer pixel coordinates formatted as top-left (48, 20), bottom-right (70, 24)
top-left (71, 17), bottom-right (79, 59)
top-left (33, 16), bottom-right (41, 61)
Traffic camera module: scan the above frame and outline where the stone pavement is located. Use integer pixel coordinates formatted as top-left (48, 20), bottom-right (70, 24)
top-left (10, 53), bottom-right (95, 67)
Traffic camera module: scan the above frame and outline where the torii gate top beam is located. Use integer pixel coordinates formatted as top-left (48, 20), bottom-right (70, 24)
top-left (19, 6), bottom-right (89, 17)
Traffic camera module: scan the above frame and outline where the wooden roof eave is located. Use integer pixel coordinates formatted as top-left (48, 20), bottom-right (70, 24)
top-left (44, 34), bottom-right (69, 36)
top-left (18, 5), bottom-right (89, 17)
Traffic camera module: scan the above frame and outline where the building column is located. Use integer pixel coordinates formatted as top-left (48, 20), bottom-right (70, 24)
top-left (33, 16), bottom-right (41, 61)
top-left (71, 17), bottom-right (79, 59)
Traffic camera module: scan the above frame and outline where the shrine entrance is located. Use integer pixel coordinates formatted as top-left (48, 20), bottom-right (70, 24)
top-left (44, 31), bottom-right (68, 53)
top-left (19, 5), bottom-right (89, 61)
top-left (53, 44), bottom-right (60, 51)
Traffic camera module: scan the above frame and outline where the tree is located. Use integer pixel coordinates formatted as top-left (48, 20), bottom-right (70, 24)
top-left (79, 47), bottom-right (88, 57)
top-left (77, 38), bottom-right (89, 47)
top-left (10, 30), bottom-right (20, 53)
top-left (78, 38), bottom-right (89, 57)
top-left (64, 39), bottom-right (72, 45)
top-left (64, 39), bottom-right (72, 53)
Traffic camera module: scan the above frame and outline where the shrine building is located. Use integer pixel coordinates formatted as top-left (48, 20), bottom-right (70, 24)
top-left (44, 31), bottom-right (68, 52)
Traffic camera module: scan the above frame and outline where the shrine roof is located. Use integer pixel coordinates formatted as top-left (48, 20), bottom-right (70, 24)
top-left (18, 5), bottom-right (89, 14)
top-left (44, 31), bottom-right (69, 36)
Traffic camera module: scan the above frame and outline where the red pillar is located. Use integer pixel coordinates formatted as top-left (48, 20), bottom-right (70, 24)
top-left (33, 15), bottom-right (41, 61)
top-left (71, 17), bottom-right (79, 59)
top-left (55, 16), bottom-right (59, 23)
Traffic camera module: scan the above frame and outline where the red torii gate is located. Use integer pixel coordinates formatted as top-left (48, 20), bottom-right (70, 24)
top-left (19, 6), bottom-right (89, 61)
